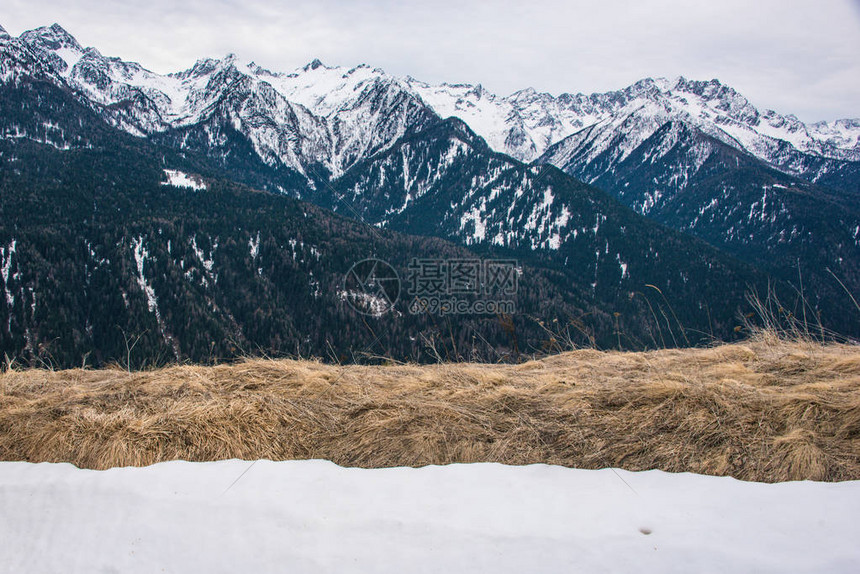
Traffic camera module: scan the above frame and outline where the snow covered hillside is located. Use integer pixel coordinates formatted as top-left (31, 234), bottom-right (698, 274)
top-left (1, 460), bottom-right (858, 574)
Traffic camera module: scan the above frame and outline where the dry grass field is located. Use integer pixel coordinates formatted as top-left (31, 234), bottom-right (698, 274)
top-left (1, 333), bottom-right (859, 482)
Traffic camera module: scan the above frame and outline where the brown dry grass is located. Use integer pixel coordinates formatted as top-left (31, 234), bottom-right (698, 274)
top-left (1, 334), bottom-right (859, 481)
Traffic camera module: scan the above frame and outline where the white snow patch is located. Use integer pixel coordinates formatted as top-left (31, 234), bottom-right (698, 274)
top-left (460, 206), bottom-right (487, 244)
top-left (640, 189), bottom-right (664, 215)
top-left (131, 236), bottom-right (159, 317)
top-left (1, 460), bottom-right (858, 574)
top-left (338, 289), bottom-right (391, 317)
top-left (162, 169), bottom-right (207, 191)
top-left (617, 253), bottom-right (629, 280)
top-left (1, 239), bottom-right (17, 332)
top-left (190, 236), bottom-right (216, 273)
top-left (54, 47), bottom-right (84, 76)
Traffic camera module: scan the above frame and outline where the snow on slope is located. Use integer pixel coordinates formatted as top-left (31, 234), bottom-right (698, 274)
top-left (162, 169), bottom-right (207, 191)
top-left (5, 27), bottom-right (437, 177)
top-left (407, 82), bottom-right (517, 153)
top-left (1, 460), bottom-right (858, 574)
top-left (255, 60), bottom-right (384, 116)
top-left (407, 75), bottom-right (860, 167)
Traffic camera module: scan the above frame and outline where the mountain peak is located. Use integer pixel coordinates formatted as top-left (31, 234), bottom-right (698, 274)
top-left (0, 23), bottom-right (9, 38)
top-left (181, 56), bottom-right (226, 78)
top-left (625, 77), bottom-right (667, 98)
top-left (47, 23), bottom-right (78, 44)
top-left (510, 86), bottom-right (537, 98)
top-left (303, 58), bottom-right (325, 71)
top-left (49, 23), bottom-right (70, 35)
top-left (468, 84), bottom-right (487, 98)
top-left (247, 61), bottom-right (275, 76)
top-left (20, 23), bottom-right (82, 51)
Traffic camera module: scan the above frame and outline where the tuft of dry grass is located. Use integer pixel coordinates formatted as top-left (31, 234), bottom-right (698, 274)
top-left (1, 337), bottom-right (858, 482)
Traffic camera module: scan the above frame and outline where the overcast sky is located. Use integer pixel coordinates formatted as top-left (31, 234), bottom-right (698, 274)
top-left (3, 0), bottom-right (859, 122)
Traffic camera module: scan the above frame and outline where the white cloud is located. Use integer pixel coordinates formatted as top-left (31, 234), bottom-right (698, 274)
top-left (3, 0), bottom-right (859, 121)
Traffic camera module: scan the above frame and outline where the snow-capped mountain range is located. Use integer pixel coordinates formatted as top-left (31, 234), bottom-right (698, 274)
top-left (2, 23), bottom-right (858, 285)
top-left (2, 23), bottom-right (858, 183)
